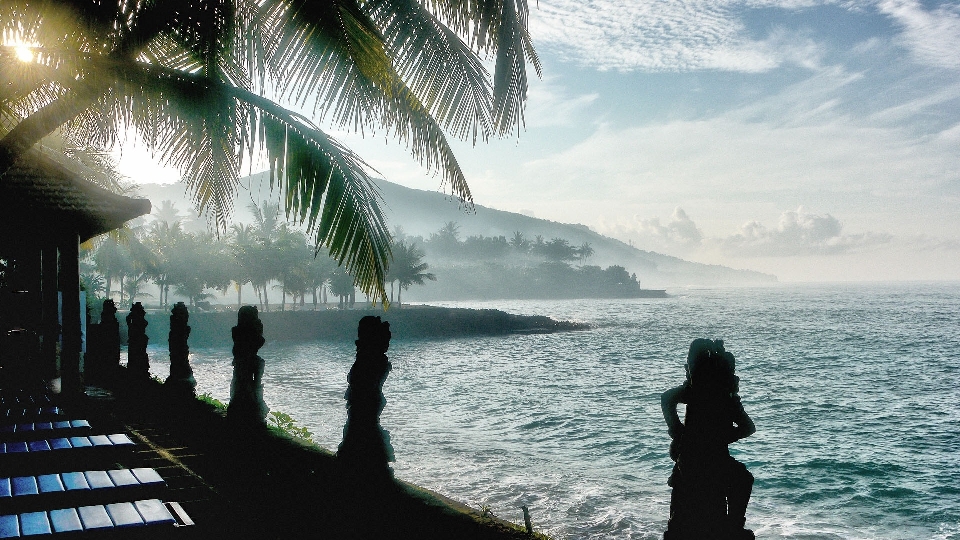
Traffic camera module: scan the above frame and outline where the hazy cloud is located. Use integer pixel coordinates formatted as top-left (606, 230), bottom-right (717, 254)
top-left (718, 207), bottom-right (892, 256)
top-left (901, 234), bottom-right (960, 251)
top-left (526, 80), bottom-right (599, 127)
top-left (879, 0), bottom-right (960, 69)
top-left (599, 207), bottom-right (704, 254)
top-left (638, 207), bottom-right (705, 246)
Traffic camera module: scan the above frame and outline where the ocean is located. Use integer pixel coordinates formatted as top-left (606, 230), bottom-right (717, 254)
top-left (147, 282), bottom-right (960, 539)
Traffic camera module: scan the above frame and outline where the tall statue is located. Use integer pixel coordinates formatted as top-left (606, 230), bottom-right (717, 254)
top-left (164, 302), bottom-right (196, 396)
top-left (87, 299), bottom-right (120, 383)
top-left (227, 305), bottom-right (268, 425)
top-left (337, 315), bottom-right (395, 476)
top-left (126, 302), bottom-right (149, 378)
top-left (661, 339), bottom-right (756, 540)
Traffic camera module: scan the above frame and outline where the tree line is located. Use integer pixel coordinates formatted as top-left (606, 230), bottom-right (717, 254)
top-left (391, 222), bottom-right (647, 301)
top-left (83, 201), bottom-right (434, 312)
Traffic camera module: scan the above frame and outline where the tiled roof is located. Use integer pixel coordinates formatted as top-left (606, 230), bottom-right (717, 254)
top-left (0, 151), bottom-right (151, 242)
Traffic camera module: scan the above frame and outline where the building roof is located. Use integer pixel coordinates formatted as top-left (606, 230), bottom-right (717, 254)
top-left (0, 151), bottom-right (151, 243)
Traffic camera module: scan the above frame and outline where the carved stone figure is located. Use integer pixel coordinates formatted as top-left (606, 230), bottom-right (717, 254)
top-left (227, 305), bottom-right (268, 425)
top-left (337, 315), bottom-right (395, 476)
top-left (86, 299), bottom-right (120, 383)
top-left (125, 302), bottom-right (150, 378)
top-left (662, 339), bottom-right (756, 540)
top-left (164, 302), bottom-right (196, 396)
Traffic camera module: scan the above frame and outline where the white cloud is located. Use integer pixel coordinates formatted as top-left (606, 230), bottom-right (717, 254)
top-left (530, 0), bottom-right (831, 72)
top-left (597, 207), bottom-right (704, 254)
top-left (718, 206), bottom-right (892, 255)
top-left (878, 0), bottom-right (960, 69)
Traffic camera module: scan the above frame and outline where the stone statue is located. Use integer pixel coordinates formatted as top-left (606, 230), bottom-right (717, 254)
top-left (125, 302), bottom-right (149, 378)
top-left (164, 302), bottom-right (196, 396)
top-left (337, 315), bottom-right (395, 476)
top-left (227, 305), bottom-right (268, 425)
top-left (661, 339), bottom-right (756, 540)
top-left (86, 299), bottom-right (120, 383)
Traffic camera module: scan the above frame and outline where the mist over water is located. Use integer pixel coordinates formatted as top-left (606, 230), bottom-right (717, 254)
top-left (149, 283), bottom-right (960, 539)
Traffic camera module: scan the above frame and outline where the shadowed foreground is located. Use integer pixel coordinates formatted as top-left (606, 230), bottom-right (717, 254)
top-left (79, 372), bottom-right (548, 539)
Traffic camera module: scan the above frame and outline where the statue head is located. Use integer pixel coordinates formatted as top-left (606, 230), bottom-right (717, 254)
top-left (171, 302), bottom-right (189, 324)
top-left (686, 338), bottom-right (735, 391)
top-left (356, 315), bottom-right (391, 353)
top-left (126, 301), bottom-right (147, 325)
top-left (233, 305), bottom-right (265, 353)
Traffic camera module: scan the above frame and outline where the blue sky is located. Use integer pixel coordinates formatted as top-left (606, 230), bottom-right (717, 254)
top-left (119, 0), bottom-right (960, 282)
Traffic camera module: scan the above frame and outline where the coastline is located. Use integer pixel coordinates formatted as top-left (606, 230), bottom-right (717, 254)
top-left (141, 305), bottom-right (591, 346)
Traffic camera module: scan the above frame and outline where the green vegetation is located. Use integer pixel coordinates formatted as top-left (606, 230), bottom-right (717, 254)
top-left (396, 223), bottom-right (649, 300)
top-left (197, 392), bottom-right (227, 411)
top-left (82, 200), bottom-right (363, 311)
top-left (267, 411), bottom-right (316, 444)
top-left (82, 212), bottom-right (648, 308)
top-left (0, 0), bottom-right (540, 303)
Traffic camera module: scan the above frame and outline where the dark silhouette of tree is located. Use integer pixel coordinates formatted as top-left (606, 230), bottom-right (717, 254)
top-left (510, 231), bottom-right (531, 253)
top-left (330, 269), bottom-right (356, 309)
top-left (139, 220), bottom-right (186, 309)
top-left (577, 242), bottom-right (595, 266)
top-left (390, 241), bottom-right (436, 307)
top-left (428, 221), bottom-right (462, 257)
top-left (463, 235), bottom-right (510, 259)
top-left (538, 238), bottom-right (578, 262)
top-left (92, 233), bottom-right (134, 302)
top-left (0, 0), bottom-right (540, 302)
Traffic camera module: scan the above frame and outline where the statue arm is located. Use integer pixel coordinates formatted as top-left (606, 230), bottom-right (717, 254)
top-left (729, 396), bottom-right (756, 443)
top-left (661, 385), bottom-right (686, 439)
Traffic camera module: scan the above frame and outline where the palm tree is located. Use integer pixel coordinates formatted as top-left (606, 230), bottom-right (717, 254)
top-left (228, 223), bottom-right (256, 308)
top-left (391, 240), bottom-right (435, 307)
top-left (0, 0), bottom-right (540, 303)
top-left (152, 200), bottom-right (185, 226)
top-left (510, 230), bottom-right (530, 253)
top-left (577, 242), bottom-right (594, 266)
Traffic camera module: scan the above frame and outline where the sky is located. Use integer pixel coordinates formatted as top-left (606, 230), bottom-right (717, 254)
top-left (116, 0), bottom-right (960, 282)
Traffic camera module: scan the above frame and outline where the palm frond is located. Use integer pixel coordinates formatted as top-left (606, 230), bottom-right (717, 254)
top-left (103, 60), bottom-right (391, 301)
top-left (366, 0), bottom-right (494, 145)
top-left (257, 112), bottom-right (392, 302)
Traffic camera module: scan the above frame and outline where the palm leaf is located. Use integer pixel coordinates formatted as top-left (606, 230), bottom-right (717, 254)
top-left (366, 0), bottom-right (494, 145)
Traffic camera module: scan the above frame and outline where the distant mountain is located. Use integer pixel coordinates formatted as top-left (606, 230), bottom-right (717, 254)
top-left (136, 172), bottom-right (777, 287)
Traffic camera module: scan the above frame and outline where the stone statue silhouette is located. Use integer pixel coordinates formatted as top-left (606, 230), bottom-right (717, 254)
top-left (227, 305), bottom-right (268, 426)
top-left (164, 301), bottom-right (196, 397)
top-left (662, 339), bottom-right (756, 540)
top-left (125, 302), bottom-right (149, 378)
top-left (337, 315), bottom-right (395, 477)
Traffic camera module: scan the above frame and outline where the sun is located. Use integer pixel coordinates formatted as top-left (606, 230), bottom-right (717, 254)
top-left (14, 45), bottom-right (34, 63)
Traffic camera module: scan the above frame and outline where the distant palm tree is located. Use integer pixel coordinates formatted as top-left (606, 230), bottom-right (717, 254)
top-left (153, 200), bottom-right (185, 226)
top-left (510, 231), bottom-right (531, 253)
top-left (0, 0), bottom-right (540, 303)
top-left (577, 242), bottom-right (594, 266)
top-left (391, 241), bottom-right (435, 307)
